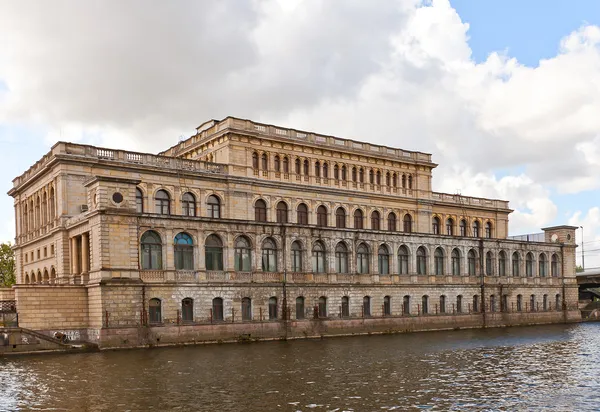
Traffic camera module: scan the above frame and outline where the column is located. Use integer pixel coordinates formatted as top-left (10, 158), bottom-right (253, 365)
top-left (71, 236), bottom-right (80, 276)
top-left (81, 233), bottom-right (89, 274)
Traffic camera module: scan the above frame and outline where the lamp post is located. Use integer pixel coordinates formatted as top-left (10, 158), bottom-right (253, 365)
top-left (580, 226), bottom-right (585, 271)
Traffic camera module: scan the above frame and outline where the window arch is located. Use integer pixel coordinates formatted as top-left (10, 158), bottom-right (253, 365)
top-left (303, 159), bottom-right (309, 175)
top-left (252, 152), bottom-right (259, 169)
top-left (498, 251), bottom-right (507, 276)
top-left (530, 294), bottom-right (536, 312)
top-left (387, 212), bottom-right (397, 231)
top-left (141, 231), bottom-right (162, 270)
top-left (490, 294), bottom-right (496, 312)
top-left (354, 209), bottom-right (364, 229)
top-left (359, 168), bottom-right (364, 183)
top-left (467, 249), bottom-right (476, 276)
top-left (473, 295), bottom-right (479, 312)
top-left (205, 234), bottom-right (224, 270)
top-left (555, 294), bottom-right (561, 311)
top-left (512, 252), bottom-right (520, 276)
top-left (182, 192), bottom-right (196, 217)
top-left (282, 156), bottom-right (289, 173)
top-left (207, 195), bottom-right (221, 218)
top-left (276, 201), bottom-right (288, 223)
top-left (451, 248), bottom-right (460, 276)
top-left (472, 220), bottom-right (481, 237)
top-left (422, 295), bottom-right (429, 314)
top-left (376, 170), bottom-right (381, 185)
top-left (551, 254), bottom-right (559, 276)
top-left (386, 172), bottom-right (391, 186)
top-left (459, 219), bottom-right (467, 236)
top-left (149, 298), bottom-right (162, 324)
top-left (341, 165), bottom-right (347, 181)
top-left (446, 218), bottom-right (454, 236)
top-left (351, 167), bottom-right (357, 182)
top-left (403, 295), bottom-right (410, 315)
top-left (440, 295), bottom-right (446, 313)
top-left (234, 236), bottom-right (252, 272)
top-left (25, 273), bottom-right (30, 284)
top-left (334, 164), bottom-right (339, 180)
top-left (262, 238), bottom-right (278, 272)
top-left (434, 247), bottom-right (444, 275)
top-left (295, 158), bottom-right (301, 174)
top-left (539, 253), bottom-right (547, 277)
top-left (50, 267), bottom-right (56, 283)
top-left (341, 296), bottom-right (350, 318)
top-left (526, 252), bottom-right (534, 277)
top-left (136, 188), bottom-right (144, 213)
top-left (356, 243), bottom-right (370, 274)
top-left (255, 199), bottom-right (267, 222)
top-left (182, 298), bottom-right (194, 322)
top-left (291, 240), bottom-right (303, 272)
top-left (403, 214), bottom-right (412, 233)
top-left (174, 232), bottom-right (194, 270)
top-left (408, 175), bottom-right (413, 189)
top-left (242, 297), bottom-right (252, 321)
top-left (485, 251), bottom-right (493, 276)
top-left (335, 207), bottom-right (346, 228)
top-left (212, 297), bottom-right (223, 321)
top-left (314, 161), bottom-right (321, 177)
top-left (517, 294), bottom-right (523, 311)
top-left (274, 155), bottom-right (280, 172)
top-left (384, 295), bottom-right (391, 316)
top-left (369, 169), bottom-right (374, 184)
top-left (432, 217), bottom-right (441, 235)
top-left (312, 241), bottom-right (326, 273)
top-left (543, 294), bottom-right (548, 311)
top-left (316, 205), bottom-right (328, 227)
top-left (485, 221), bottom-right (492, 238)
top-left (318, 296), bottom-right (327, 317)
top-left (456, 295), bottom-right (463, 313)
top-left (269, 297), bottom-right (278, 320)
top-left (296, 296), bottom-right (305, 319)
top-left (335, 242), bottom-right (349, 274)
top-left (297, 203), bottom-right (308, 225)
top-left (416, 246), bottom-right (427, 275)
top-left (378, 244), bottom-right (390, 275)
top-left (155, 190), bottom-right (170, 215)
top-left (322, 162), bottom-right (329, 178)
top-left (261, 153), bottom-right (268, 170)
top-left (398, 245), bottom-right (409, 274)
top-left (363, 296), bottom-right (371, 317)
top-left (371, 210), bottom-right (381, 230)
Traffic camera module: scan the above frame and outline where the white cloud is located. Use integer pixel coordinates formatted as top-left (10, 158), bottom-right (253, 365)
top-left (568, 207), bottom-right (600, 269)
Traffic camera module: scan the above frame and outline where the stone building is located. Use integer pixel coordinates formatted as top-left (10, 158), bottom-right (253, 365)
top-left (6, 117), bottom-right (580, 348)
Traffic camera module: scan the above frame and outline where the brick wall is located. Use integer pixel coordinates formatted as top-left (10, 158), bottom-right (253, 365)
top-left (0, 288), bottom-right (15, 301)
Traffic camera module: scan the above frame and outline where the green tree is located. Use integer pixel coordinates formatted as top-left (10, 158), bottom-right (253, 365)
top-left (576, 265), bottom-right (584, 273)
top-left (0, 242), bottom-right (16, 287)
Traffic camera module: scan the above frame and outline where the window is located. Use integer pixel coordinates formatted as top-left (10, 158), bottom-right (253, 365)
top-left (205, 234), bottom-right (223, 271)
top-left (351, 167), bottom-right (357, 182)
top-left (334, 164), bottom-right (339, 180)
top-left (274, 155), bottom-right (280, 172)
top-left (335, 207), bottom-right (346, 228)
top-left (363, 296), bottom-right (371, 317)
top-left (543, 294), bottom-right (548, 311)
top-left (376, 170), bottom-right (381, 185)
top-left (386, 172), bottom-right (391, 186)
top-left (335, 242), bottom-right (349, 273)
top-left (440, 295), bottom-right (446, 313)
top-left (318, 296), bottom-right (327, 317)
top-left (182, 192), bottom-right (196, 216)
top-left (149, 298), bottom-right (162, 324)
top-left (539, 254), bottom-right (546, 277)
top-left (472, 221), bottom-right (480, 237)
top-left (212, 298), bottom-right (223, 321)
top-left (526, 253), bottom-right (533, 277)
top-left (51, 244), bottom-right (55, 255)
top-left (555, 294), bottom-right (561, 311)
top-left (371, 211), bottom-right (381, 230)
top-left (312, 241), bottom-right (326, 273)
top-left (473, 295), bottom-right (479, 312)
top-left (291, 241), bottom-right (303, 272)
top-left (434, 247), bottom-right (444, 275)
top-left (297, 203), bottom-right (308, 225)
top-left (403, 295), bottom-right (411, 315)
top-left (359, 168), bottom-right (364, 183)
top-left (408, 175), bottom-right (413, 189)
top-left (468, 250), bottom-right (476, 276)
top-left (155, 190), bottom-right (170, 215)
top-left (283, 156), bottom-right (289, 173)
top-left (501, 294), bottom-right (508, 312)
top-left (499, 251), bottom-right (507, 276)
top-left (174, 232), bottom-right (194, 270)
top-left (378, 244), bottom-right (390, 275)
top-left (262, 238), bottom-right (277, 272)
top-left (401, 174), bottom-right (406, 188)
top-left (341, 296), bottom-right (350, 318)
top-left (207, 195), bottom-right (221, 218)
top-left (388, 213), bottom-right (397, 231)
top-left (451, 249), bottom-right (460, 276)
top-left (403, 214), bottom-right (412, 233)
top-left (485, 221), bottom-right (492, 238)
top-left (234, 237), bottom-right (252, 272)
top-left (512, 252), bottom-right (520, 276)
top-left (182, 298), bottom-right (194, 323)
top-left (242, 297), bottom-right (252, 321)
top-left (43, 247), bottom-right (47, 258)
top-left (398, 245), bottom-right (409, 274)
top-left (314, 161), bottom-right (320, 177)
top-left (316, 205), bottom-right (328, 227)
top-left (255, 199), bottom-right (267, 222)
top-left (457, 295), bottom-right (463, 313)
top-left (252, 152), bottom-right (259, 169)
top-left (422, 295), bottom-right (429, 314)
top-left (392, 173), bottom-right (397, 187)
top-left (417, 246), bottom-right (427, 275)
top-left (384, 296), bottom-right (391, 316)
top-left (136, 188), bottom-right (144, 213)
top-left (489, 295), bottom-right (496, 312)
top-left (296, 296), bottom-right (305, 319)
top-left (323, 163), bottom-right (328, 178)
top-left (459, 219), bottom-right (467, 236)
top-left (485, 252), bottom-right (493, 276)
top-left (446, 218), bottom-right (454, 236)
top-left (517, 295), bottom-right (523, 311)
top-left (341, 165), bottom-right (347, 181)
top-left (354, 209), bottom-right (364, 229)
top-left (369, 169), bottom-right (374, 184)
top-left (295, 158), bottom-right (301, 174)
top-left (432, 217), bottom-right (440, 235)
top-left (356, 243), bottom-right (369, 274)
top-left (276, 201), bottom-right (288, 223)
top-left (141, 231), bottom-right (162, 270)
top-left (303, 159), bottom-right (309, 175)
top-left (551, 254), bottom-right (559, 276)
top-left (269, 297), bottom-right (278, 320)
top-left (530, 294), bottom-right (536, 312)
top-left (261, 153), bottom-right (268, 170)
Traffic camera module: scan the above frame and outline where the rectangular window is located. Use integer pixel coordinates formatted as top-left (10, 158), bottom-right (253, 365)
top-left (44, 247), bottom-right (47, 258)
top-left (51, 244), bottom-right (55, 255)
top-left (37, 249), bottom-right (40, 259)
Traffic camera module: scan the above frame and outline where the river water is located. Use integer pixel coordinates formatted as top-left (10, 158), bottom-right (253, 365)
top-left (1, 323), bottom-right (599, 411)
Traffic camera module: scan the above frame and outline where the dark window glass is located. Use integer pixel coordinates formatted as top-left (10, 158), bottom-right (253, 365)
top-left (356, 243), bottom-right (369, 274)
top-left (451, 249), bottom-right (460, 275)
top-left (316, 205), bottom-right (328, 227)
top-left (468, 250), bottom-right (476, 276)
top-left (434, 247), bottom-right (444, 275)
top-left (398, 246), bottom-right (409, 274)
top-left (149, 298), bottom-right (161, 324)
top-left (291, 241), bottom-right (303, 272)
top-left (335, 208), bottom-right (346, 228)
top-left (182, 192), bottom-right (196, 217)
top-left (242, 297), bottom-right (252, 321)
top-left (207, 195), bottom-right (221, 218)
top-left (378, 245), bottom-right (390, 275)
top-left (312, 242), bottom-right (326, 273)
top-left (141, 231), bottom-right (162, 270)
top-left (155, 190), bottom-right (170, 215)
top-left (255, 199), bottom-right (267, 222)
top-left (403, 214), bottom-right (412, 233)
top-left (297, 203), bottom-right (308, 225)
top-left (371, 211), bottom-right (381, 230)
top-left (234, 237), bottom-right (252, 272)
top-left (135, 188), bottom-right (144, 213)
top-left (432, 217), bottom-right (440, 235)
top-left (354, 209), bottom-right (364, 229)
top-left (335, 242), bottom-right (348, 273)
top-left (363, 296), bottom-right (371, 317)
top-left (269, 297), bottom-right (278, 320)
top-left (296, 296), bottom-right (305, 319)
top-left (341, 296), bottom-right (350, 318)
top-left (262, 238), bottom-right (277, 272)
top-left (318, 296), bottom-right (327, 317)
top-left (174, 232), bottom-right (194, 270)
top-left (182, 298), bottom-right (194, 323)
top-left (276, 202), bottom-right (288, 223)
top-left (212, 298), bottom-right (223, 321)
top-left (205, 234), bottom-right (223, 271)
top-left (417, 247), bottom-right (427, 275)
top-left (388, 213), bottom-right (397, 231)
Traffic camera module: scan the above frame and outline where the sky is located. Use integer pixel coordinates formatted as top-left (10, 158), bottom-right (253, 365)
top-left (0, 0), bottom-right (599, 268)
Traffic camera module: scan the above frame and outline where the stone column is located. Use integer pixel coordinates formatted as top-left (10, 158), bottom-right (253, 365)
top-left (71, 236), bottom-right (80, 276)
top-left (81, 233), bottom-right (89, 274)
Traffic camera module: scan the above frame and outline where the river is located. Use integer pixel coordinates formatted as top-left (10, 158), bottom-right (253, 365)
top-left (1, 323), bottom-right (599, 411)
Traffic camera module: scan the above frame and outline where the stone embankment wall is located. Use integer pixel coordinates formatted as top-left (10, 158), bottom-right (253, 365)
top-left (0, 288), bottom-right (15, 301)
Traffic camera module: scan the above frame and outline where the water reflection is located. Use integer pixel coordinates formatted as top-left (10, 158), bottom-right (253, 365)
top-left (1, 323), bottom-right (599, 411)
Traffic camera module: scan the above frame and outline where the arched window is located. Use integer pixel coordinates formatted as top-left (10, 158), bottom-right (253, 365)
top-left (295, 158), bottom-right (301, 174)
top-left (212, 298), bottom-right (223, 321)
top-left (252, 152), bottom-right (259, 169)
top-left (316, 205), bottom-right (328, 227)
top-left (555, 294), bottom-right (561, 311)
top-left (451, 248), bottom-right (460, 276)
top-left (141, 231), bottom-right (162, 270)
top-left (376, 170), bottom-right (381, 185)
top-left (485, 251), bottom-right (493, 276)
top-left (155, 190), bottom-right (170, 215)
top-left (434, 247), bottom-right (444, 275)
top-left (207, 195), bottom-right (221, 218)
top-left (182, 298), bottom-right (194, 323)
top-left (401, 174), bottom-right (406, 188)
top-left (446, 218), bottom-right (454, 236)
top-left (335, 242), bottom-right (349, 273)
top-left (50, 268), bottom-right (56, 283)
top-left (473, 295), bottom-right (479, 312)
top-left (512, 252), bottom-right (520, 276)
top-left (341, 296), bottom-right (350, 318)
top-left (43, 269), bottom-right (49, 283)
top-left (262, 238), bottom-right (277, 272)
top-left (335, 207), bottom-right (346, 228)
top-left (334, 164), bottom-right (339, 180)
top-left (136, 188), bottom-right (144, 213)
top-left (416, 246), bottom-right (427, 275)
top-left (408, 175), bottom-right (413, 189)
top-left (388, 212), bottom-right (397, 231)
top-left (384, 296), bottom-right (391, 316)
top-left (341, 165), bottom-right (347, 181)
top-left (261, 153), bottom-right (268, 170)
top-left (359, 168), bottom-right (364, 183)
top-left (297, 203), bottom-right (308, 225)
top-left (303, 159), bottom-right (309, 175)
top-left (291, 241), bottom-right (303, 272)
top-left (490, 295), bottom-right (496, 312)
top-left (392, 173), bottom-right (397, 187)
top-left (398, 245), bottom-right (409, 274)
top-left (49, 187), bottom-right (55, 219)
top-left (371, 211), bottom-right (381, 230)
top-left (432, 217), bottom-right (440, 235)
top-left (23, 203), bottom-right (28, 233)
top-left (498, 251), bottom-right (507, 276)
top-left (369, 169), bottom-right (374, 184)
top-left (386, 172), bottom-right (391, 186)
top-left (356, 243), bottom-right (369, 274)
top-left (539, 254), bottom-right (547, 277)
top-left (363, 296), bottom-right (371, 317)
top-left (468, 250), bottom-right (476, 276)
top-left (296, 296), bottom-right (305, 319)
top-left (234, 237), bottom-right (252, 272)
top-left (314, 161), bottom-right (321, 177)
top-left (530, 294), bottom-right (536, 312)
top-left (422, 295), bottom-right (429, 314)
top-left (403, 214), bottom-right (412, 233)
top-left (269, 297), bottom-right (278, 320)
top-left (456, 295), bottom-right (463, 313)
top-left (440, 295), bottom-right (446, 313)
top-left (551, 254), bottom-right (559, 276)
top-left (182, 192), bottom-right (196, 217)
top-left (403, 295), bottom-right (411, 315)
top-left (472, 221), bottom-right (480, 237)
top-left (526, 252), bottom-right (534, 277)
top-left (276, 201), bottom-right (288, 223)
top-left (517, 294), bottom-right (523, 311)
top-left (242, 297), bottom-right (252, 321)
top-left (378, 244), bottom-right (390, 275)
top-left (205, 234), bottom-right (224, 271)
top-left (485, 221), bottom-right (492, 238)
top-left (312, 241), bottom-right (326, 273)
top-left (351, 167), bottom-right (357, 182)
top-left (25, 274), bottom-right (30, 284)
top-left (543, 294), bottom-right (548, 311)
top-left (318, 296), bottom-right (327, 317)
top-left (174, 232), bottom-right (194, 270)
top-left (255, 199), bottom-right (267, 222)
top-left (354, 209), bottom-right (364, 229)
top-left (459, 219), bottom-right (467, 236)
top-left (323, 163), bottom-right (329, 178)
top-left (283, 156), bottom-right (289, 173)
top-left (274, 155), bottom-right (280, 172)
top-left (149, 298), bottom-right (162, 324)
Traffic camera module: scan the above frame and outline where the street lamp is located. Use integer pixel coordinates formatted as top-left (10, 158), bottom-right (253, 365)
top-left (580, 226), bottom-right (585, 271)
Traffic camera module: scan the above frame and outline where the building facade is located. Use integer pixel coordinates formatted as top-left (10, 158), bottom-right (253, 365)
top-left (6, 117), bottom-right (580, 348)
